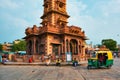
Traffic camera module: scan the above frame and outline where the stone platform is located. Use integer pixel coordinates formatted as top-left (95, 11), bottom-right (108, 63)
top-left (3, 61), bottom-right (87, 66)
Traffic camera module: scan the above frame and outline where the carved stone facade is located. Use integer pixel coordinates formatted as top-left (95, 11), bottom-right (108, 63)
top-left (24, 0), bottom-right (87, 61)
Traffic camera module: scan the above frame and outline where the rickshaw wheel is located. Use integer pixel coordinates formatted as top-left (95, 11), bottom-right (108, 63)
top-left (87, 65), bottom-right (91, 70)
top-left (107, 65), bottom-right (112, 69)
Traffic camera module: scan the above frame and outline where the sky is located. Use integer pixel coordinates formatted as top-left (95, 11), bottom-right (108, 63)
top-left (0, 0), bottom-right (120, 45)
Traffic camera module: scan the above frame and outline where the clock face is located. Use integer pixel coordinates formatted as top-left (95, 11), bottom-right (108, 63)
top-left (45, 4), bottom-right (48, 8)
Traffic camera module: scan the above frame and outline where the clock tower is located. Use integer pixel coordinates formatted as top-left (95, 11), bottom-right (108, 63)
top-left (24, 0), bottom-right (87, 62)
top-left (41, 0), bottom-right (70, 27)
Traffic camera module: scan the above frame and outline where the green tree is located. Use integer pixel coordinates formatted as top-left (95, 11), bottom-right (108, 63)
top-left (12, 40), bottom-right (26, 52)
top-left (101, 39), bottom-right (118, 51)
top-left (0, 44), bottom-right (2, 51)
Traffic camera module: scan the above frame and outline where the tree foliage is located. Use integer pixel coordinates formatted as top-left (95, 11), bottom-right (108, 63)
top-left (12, 40), bottom-right (26, 52)
top-left (0, 44), bottom-right (2, 51)
top-left (101, 39), bottom-right (118, 51)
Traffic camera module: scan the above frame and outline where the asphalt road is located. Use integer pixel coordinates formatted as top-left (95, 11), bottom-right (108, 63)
top-left (0, 58), bottom-right (120, 80)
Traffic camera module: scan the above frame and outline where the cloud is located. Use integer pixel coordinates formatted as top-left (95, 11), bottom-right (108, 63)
top-left (67, 0), bottom-right (87, 16)
top-left (67, 0), bottom-right (96, 33)
top-left (0, 0), bottom-right (43, 43)
top-left (66, 0), bottom-right (120, 44)
top-left (0, 12), bottom-right (29, 42)
top-left (0, 0), bottom-right (43, 27)
top-left (0, 12), bottom-right (29, 28)
top-left (67, 0), bottom-right (87, 25)
top-left (90, 0), bottom-right (120, 44)
top-left (98, 0), bottom-right (120, 16)
top-left (0, 0), bottom-right (21, 9)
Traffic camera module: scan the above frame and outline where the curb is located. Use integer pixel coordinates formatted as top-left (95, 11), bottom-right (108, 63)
top-left (3, 62), bottom-right (87, 66)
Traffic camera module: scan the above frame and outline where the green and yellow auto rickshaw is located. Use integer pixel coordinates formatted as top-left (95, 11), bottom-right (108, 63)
top-left (87, 49), bottom-right (113, 69)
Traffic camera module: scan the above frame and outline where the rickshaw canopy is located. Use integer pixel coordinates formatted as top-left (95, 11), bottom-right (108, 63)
top-left (95, 50), bottom-right (113, 60)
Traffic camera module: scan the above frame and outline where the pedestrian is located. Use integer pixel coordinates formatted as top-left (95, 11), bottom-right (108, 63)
top-left (118, 53), bottom-right (120, 58)
top-left (45, 58), bottom-right (51, 66)
top-left (72, 58), bottom-right (78, 67)
top-left (113, 52), bottom-right (116, 58)
top-left (51, 54), bottom-right (55, 62)
top-left (29, 57), bottom-right (32, 63)
top-left (56, 58), bottom-right (61, 66)
top-left (41, 54), bottom-right (44, 62)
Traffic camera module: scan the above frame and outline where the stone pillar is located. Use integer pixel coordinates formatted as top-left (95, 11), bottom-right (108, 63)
top-left (64, 39), bottom-right (66, 53)
top-left (68, 39), bottom-right (70, 53)
top-left (81, 42), bottom-right (85, 60)
top-left (77, 40), bottom-right (80, 55)
top-left (61, 39), bottom-right (65, 61)
top-left (32, 38), bottom-right (36, 62)
top-left (64, 38), bottom-right (66, 61)
top-left (60, 44), bottom-right (62, 55)
top-left (33, 38), bottom-right (36, 55)
top-left (26, 41), bottom-right (28, 55)
top-left (61, 41), bottom-right (63, 54)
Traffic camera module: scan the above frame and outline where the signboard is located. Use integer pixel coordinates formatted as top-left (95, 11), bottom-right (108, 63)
top-left (66, 52), bottom-right (72, 62)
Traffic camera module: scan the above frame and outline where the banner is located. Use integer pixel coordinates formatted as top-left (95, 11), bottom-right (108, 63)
top-left (66, 52), bottom-right (72, 62)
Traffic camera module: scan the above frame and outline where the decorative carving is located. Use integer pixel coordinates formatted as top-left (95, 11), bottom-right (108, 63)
top-left (32, 25), bottom-right (39, 34)
top-left (56, 0), bottom-right (66, 12)
top-left (42, 19), bottom-right (48, 27)
top-left (69, 26), bottom-right (82, 34)
top-left (25, 27), bottom-right (32, 35)
top-left (44, 3), bottom-right (49, 12)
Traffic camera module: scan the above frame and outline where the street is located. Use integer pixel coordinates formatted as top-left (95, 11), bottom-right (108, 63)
top-left (0, 58), bottom-right (120, 80)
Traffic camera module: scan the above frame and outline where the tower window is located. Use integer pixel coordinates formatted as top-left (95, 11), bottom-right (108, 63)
top-left (44, 0), bottom-right (47, 2)
top-left (59, 2), bottom-right (63, 8)
top-left (45, 4), bottom-right (48, 8)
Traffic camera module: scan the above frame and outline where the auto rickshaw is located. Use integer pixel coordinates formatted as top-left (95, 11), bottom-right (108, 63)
top-left (87, 49), bottom-right (113, 69)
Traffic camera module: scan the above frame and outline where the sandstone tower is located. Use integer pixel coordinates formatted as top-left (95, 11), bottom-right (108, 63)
top-left (41, 0), bottom-right (69, 27)
top-left (24, 0), bottom-right (87, 61)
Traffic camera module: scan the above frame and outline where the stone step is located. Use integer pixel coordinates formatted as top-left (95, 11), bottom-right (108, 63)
top-left (16, 58), bottom-right (23, 62)
top-left (3, 61), bottom-right (87, 66)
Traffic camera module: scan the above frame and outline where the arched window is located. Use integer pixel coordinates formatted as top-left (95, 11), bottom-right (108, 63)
top-left (70, 39), bottom-right (78, 55)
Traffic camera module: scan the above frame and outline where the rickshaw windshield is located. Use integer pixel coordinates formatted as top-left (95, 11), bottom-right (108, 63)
top-left (91, 51), bottom-right (96, 58)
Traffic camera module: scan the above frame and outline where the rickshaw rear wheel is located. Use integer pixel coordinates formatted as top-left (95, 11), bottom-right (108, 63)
top-left (87, 65), bottom-right (91, 70)
top-left (107, 65), bottom-right (112, 69)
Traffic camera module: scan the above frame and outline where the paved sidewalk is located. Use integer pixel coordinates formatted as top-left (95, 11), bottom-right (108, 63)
top-left (0, 66), bottom-right (86, 80)
top-left (0, 58), bottom-right (120, 80)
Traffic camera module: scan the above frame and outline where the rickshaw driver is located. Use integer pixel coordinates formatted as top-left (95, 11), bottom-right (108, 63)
top-left (98, 53), bottom-right (104, 66)
top-left (103, 53), bottom-right (108, 65)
